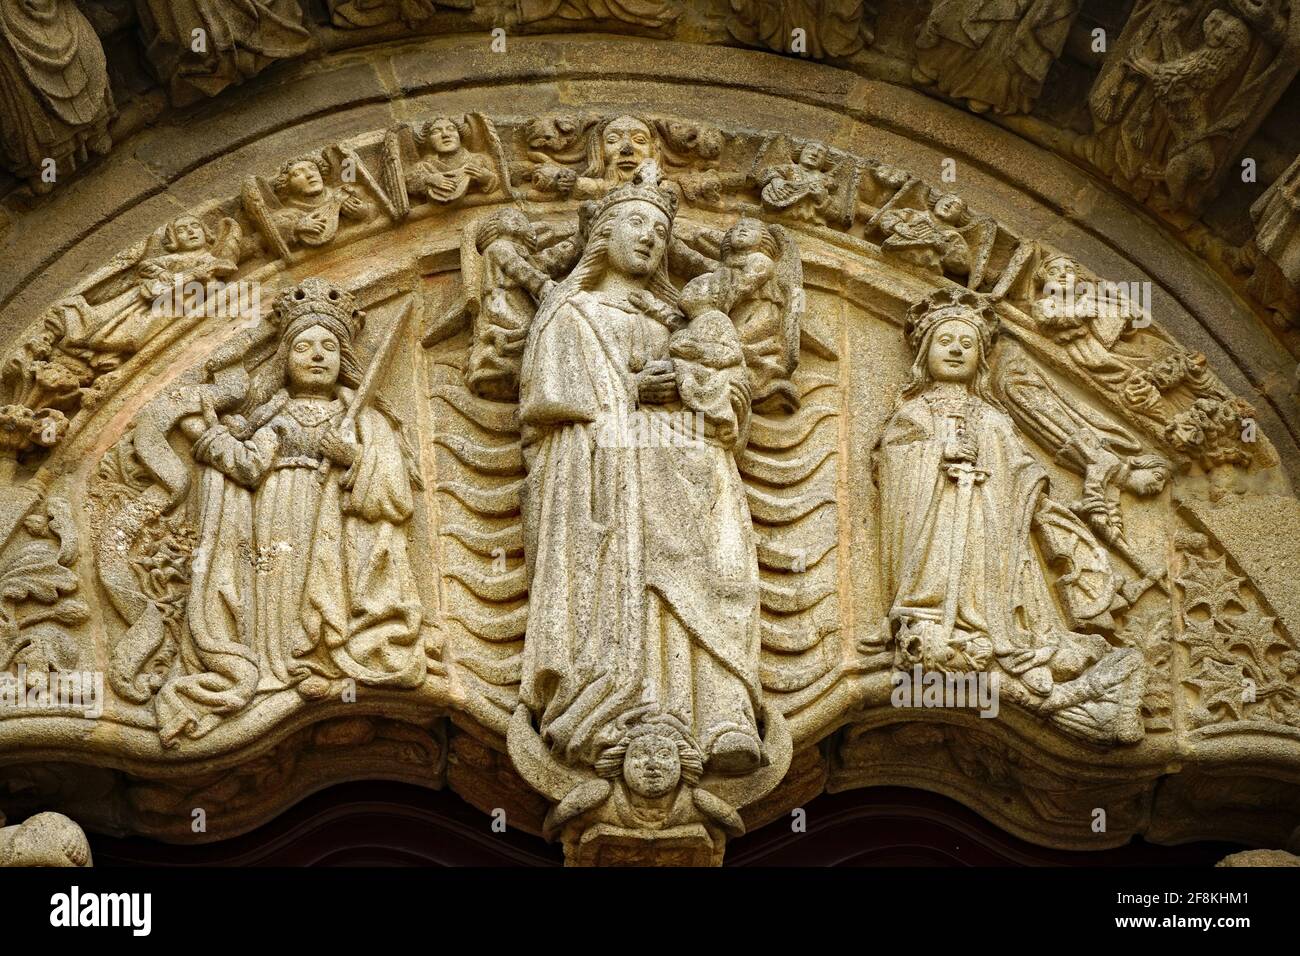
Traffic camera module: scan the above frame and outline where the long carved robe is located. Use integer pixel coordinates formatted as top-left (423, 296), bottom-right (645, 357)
top-left (879, 390), bottom-right (1076, 663)
top-left (518, 290), bottom-right (761, 767)
top-left (0, 0), bottom-right (113, 179)
top-left (137, 0), bottom-right (311, 103)
top-left (915, 0), bottom-right (1079, 115)
top-left (159, 389), bottom-right (421, 743)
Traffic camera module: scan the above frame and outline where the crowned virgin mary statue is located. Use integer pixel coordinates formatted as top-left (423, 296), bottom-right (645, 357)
top-left (517, 162), bottom-right (765, 774)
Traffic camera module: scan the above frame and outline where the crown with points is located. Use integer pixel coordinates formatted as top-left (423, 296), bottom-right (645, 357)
top-left (585, 160), bottom-right (678, 227)
top-left (272, 277), bottom-right (364, 339)
top-left (905, 288), bottom-right (999, 353)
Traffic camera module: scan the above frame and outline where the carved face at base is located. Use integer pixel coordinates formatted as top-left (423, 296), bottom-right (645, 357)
top-left (926, 317), bottom-right (980, 384)
top-left (288, 324), bottom-right (341, 393)
top-left (285, 160), bottom-right (325, 198)
top-left (606, 199), bottom-right (669, 278)
top-left (426, 118), bottom-right (462, 154)
top-left (603, 117), bottom-right (654, 181)
top-left (170, 216), bottom-right (208, 252)
top-left (623, 733), bottom-right (682, 799)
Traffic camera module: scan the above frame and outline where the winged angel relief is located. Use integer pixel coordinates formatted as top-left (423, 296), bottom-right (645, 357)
top-left (427, 160), bottom-right (830, 863)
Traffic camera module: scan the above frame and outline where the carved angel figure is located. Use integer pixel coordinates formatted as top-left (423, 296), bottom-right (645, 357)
top-left (64, 214), bottom-right (244, 361)
top-left (120, 279), bottom-right (425, 746)
top-left (508, 695), bottom-right (789, 865)
top-left (877, 204), bottom-right (971, 277)
top-left (872, 290), bottom-right (1145, 745)
top-left (759, 142), bottom-right (838, 224)
top-left (913, 0), bottom-right (1081, 115)
top-left (1029, 252), bottom-right (1153, 386)
top-left (464, 208), bottom-right (565, 400)
top-left (679, 217), bottom-right (803, 413)
top-left (263, 155), bottom-right (375, 251)
top-left (517, 162), bottom-right (766, 774)
top-left (404, 115), bottom-right (501, 204)
top-left (0, 0), bottom-right (114, 192)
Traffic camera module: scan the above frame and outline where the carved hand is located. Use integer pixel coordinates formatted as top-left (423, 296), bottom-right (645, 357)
top-left (942, 434), bottom-right (979, 465)
top-left (629, 290), bottom-right (684, 330)
top-left (534, 164), bottom-right (577, 193)
top-left (320, 427), bottom-right (359, 467)
top-left (637, 359), bottom-right (677, 405)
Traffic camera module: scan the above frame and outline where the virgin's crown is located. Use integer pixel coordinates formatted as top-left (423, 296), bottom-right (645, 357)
top-left (587, 160), bottom-right (678, 226)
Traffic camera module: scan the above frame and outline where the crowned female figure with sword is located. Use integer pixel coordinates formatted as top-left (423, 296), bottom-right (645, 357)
top-left (874, 288), bottom-right (1146, 745)
top-left (159, 279), bottom-right (424, 742)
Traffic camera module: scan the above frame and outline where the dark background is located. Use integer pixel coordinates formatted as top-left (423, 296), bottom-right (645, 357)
top-left (85, 784), bottom-right (1246, 866)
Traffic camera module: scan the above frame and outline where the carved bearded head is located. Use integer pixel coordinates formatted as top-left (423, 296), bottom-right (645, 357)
top-left (589, 115), bottom-right (658, 183)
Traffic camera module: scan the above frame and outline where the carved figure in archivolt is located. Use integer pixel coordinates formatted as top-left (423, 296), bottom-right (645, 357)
top-left (1023, 251), bottom-right (1258, 471)
top-left (867, 289), bottom-right (1147, 745)
top-left (63, 214), bottom-right (245, 362)
top-left (135, 0), bottom-right (312, 106)
top-left (1081, 0), bottom-right (1300, 212)
top-left (243, 153), bottom-right (378, 260)
top-left (913, 0), bottom-right (1081, 116)
top-left (727, 0), bottom-right (873, 59)
top-left (382, 113), bottom-right (508, 216)
top-left (97, 279), bottom-right (425, 746)
top-left (0, 0), bottom-right (113, 192)
top-left (515, 113), bottom-right (726, 207)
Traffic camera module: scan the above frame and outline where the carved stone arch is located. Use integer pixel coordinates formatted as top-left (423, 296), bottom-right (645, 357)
top-left (1, 34), bottom-right (1299, 866)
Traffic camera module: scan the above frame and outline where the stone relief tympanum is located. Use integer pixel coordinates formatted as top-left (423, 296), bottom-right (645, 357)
top-left (0, 99), bottom-right (1297, 864)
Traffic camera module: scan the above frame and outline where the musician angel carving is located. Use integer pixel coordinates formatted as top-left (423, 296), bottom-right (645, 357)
top-left (752, 135), bottom-right (857, 228)
top-left (381, 113), bottom-right (509, 217)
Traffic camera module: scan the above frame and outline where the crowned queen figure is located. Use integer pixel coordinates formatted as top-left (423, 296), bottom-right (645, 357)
top-left (518, 161), bottom-right (765, 775)
top-left (874, 288), bottom-right (1145, 744)
top-left (158, 278), bottom-right (423, 744)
